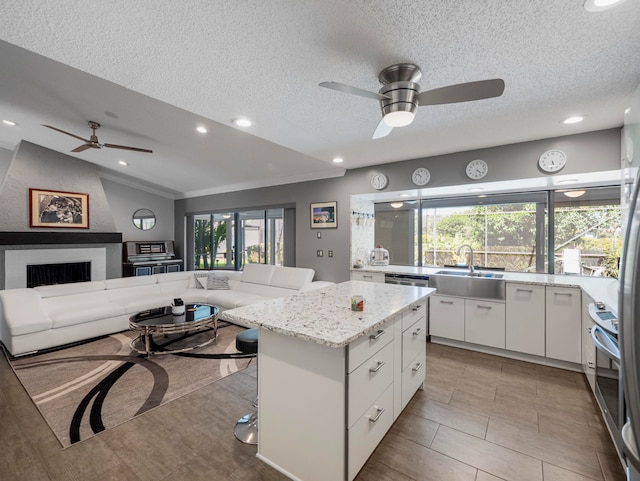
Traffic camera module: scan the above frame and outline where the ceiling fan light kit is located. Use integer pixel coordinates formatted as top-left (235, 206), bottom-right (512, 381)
top-left (320, 62), bottom-right (505, 140)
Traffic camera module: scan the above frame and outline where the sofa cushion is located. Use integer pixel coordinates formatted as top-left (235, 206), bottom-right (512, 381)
top-left (240, 264), bottom-right (276, 285)
top-left (48, 302), bottom-right (126, 329)
top-left (0, 289), bottom-right (52, 335)
top-left (107, 284), bottom-right (163, 304)
top-left (116, 296), bottom-right (173, 313)
top-left (204, 289), bottom-right (269, 309)
top-left (156, 271), bottom-right (191, 284)
top-left (233, 282), bottom-right (296, 298)
top-left (105, 276), bottom-right (157, 290)
top-left (270, 267), bottom-right (314, 290)
top-left (35, 281), bottom-right (106, 299)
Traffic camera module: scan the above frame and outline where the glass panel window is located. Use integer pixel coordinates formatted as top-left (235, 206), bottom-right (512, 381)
top-left (553, 186), bottom-right (622, 277)
top-left (194, 213), bottom-right (234, 269)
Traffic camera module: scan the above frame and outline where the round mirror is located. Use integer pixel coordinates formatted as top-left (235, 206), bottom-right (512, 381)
top-left (132, 208), bottom-right (156, 230)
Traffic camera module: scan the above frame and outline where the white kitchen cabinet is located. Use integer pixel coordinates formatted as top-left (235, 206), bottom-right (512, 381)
top-left (464, 299), bottom-right (506, 349)
top-left (505, 283), bottom-right (545, 356)
top-left (582, 292), bottom-right (596, 392)
top-left (350, 271), bottom-right (384, 283)
top-left (429, 294), bottom-right (464, 341)
top-left (401, 313), bottom-right (427, 410)
top-left (546, 286), bottom-right (582, 363)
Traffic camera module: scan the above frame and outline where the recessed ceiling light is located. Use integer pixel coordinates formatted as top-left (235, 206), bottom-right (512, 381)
top-left (332, 157), bottom-right (344, 164)
top-left (557, 178), bottom-right (580, 184)
top-left (390, 202), bottom-right (404, 208)
top-left (400, 193), bottom-right (410, 198)
top-left (233, 118), bottom-right (252, 127)
top-left (118, 160), bottom-right (128, 166)
top-left (584, 0), bottom-right (628, 12)
top-left (2, 119), bottom-right (16, 126)
top-left (625, 108), bottom-right (631, 115)
top-left (563, 190), bottom-right (586, 198)
top-left (468, 187), bottom-right (484, 192)
top-left (196, 126), bottom-right (208, 134)
top-left (478, 195), bottom-right (487, 198)
top-left (562, 116), bottom-right (584, 125)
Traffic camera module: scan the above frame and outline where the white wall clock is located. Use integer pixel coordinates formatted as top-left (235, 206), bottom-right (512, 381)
top-left (465, 159), bottom-right (488, 180)
top-left (538, 149), bottom-right (567, 173)
top-left (371, 172), bottom-right (388, 190)
top-left (412, 167), bottom-right (431, 186)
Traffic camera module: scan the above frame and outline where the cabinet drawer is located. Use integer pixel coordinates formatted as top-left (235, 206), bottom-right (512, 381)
top-left (347, 342), bottom-right (394, 428)
top-left (348, 384), bottom-right (394, 481)
top-left (402, 301), bottom-right (427, 330)
top-left (350, 271), bottom-right (384, 283)
top-left (347, 318), bottom-right (394, 373)
top-left (402, 352), bottom-right (426, 410)
top-left (402, 316), bottom-right (427, 370)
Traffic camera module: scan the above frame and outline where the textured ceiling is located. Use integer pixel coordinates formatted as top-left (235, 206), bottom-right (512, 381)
top-left (0, 1), bottom-right (639, 198)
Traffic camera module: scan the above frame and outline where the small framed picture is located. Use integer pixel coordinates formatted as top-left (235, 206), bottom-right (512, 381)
top-left (310, 201), bottom-right (337, 229)
top-left (29, 188), bottom-right (89, 228)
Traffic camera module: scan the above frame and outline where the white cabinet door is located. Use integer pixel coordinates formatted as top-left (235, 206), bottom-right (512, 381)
top-left (546, 286), bottom-right (582, 363)
top-left (429, 295), bottom-right (464, 341)
top-left (505, 283), bottom-right (545, 356)
top-left (350, 271), bottom-right (384, 283)
top-left (464, 299), bottom-right (506, 349)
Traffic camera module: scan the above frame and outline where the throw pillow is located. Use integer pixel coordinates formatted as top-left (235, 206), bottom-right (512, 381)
top-left (207, 274), bottom-right (230, 290)
top-left (193, 273), bottom-right (209, 289)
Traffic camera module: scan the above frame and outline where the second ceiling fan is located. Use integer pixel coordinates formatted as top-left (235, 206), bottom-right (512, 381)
top-left (319, 63), bottom-right (505, 139)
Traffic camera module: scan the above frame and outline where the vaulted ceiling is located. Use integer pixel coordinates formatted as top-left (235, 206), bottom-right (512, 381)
top-left (1, 1), bottom-right (639, 198)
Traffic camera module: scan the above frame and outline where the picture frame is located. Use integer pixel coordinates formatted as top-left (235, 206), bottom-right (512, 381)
top-left (310, 201), bottom-right (337, 229)
top-left (29, 188), bottom-right (89, 228)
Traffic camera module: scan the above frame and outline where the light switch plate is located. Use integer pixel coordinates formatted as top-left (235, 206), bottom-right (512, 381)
top-left (317, 250), bottom-right (323, 257)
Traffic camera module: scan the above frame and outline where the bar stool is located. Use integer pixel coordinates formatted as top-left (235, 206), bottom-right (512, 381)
top-left (234, 328), bottom-right (259, 444)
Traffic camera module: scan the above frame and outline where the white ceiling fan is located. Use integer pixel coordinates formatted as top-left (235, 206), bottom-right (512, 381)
top-left (320, 63), bottom-right (505, 139)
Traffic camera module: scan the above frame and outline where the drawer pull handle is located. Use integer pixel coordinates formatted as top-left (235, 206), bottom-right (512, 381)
top-left (440, 300), bottom-right (454, 304)
top-left (412, 305), bottom-right (423, 311)
top-left (370, 330), bottom-right (385, 340)
top-left (554, 292), bottom-right (573, 296)
top-left (477, 305), bottom-right (492, 310)
top-left (516, 288), bottom-right (533, 293)
top-left (368, 406), bottom-right (385, 423)
top-left (412, 327), bottom-right (423, 336)
top-left (369, 360), bottom-right (385, 373)
top-left (363, 275), bottom-right (373, 279)
top-left (412, 362), bottom-right (424, 372)
top-left (587, 361), bottom-right (595, 369)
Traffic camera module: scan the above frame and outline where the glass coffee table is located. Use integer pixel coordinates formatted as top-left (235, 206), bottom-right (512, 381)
top-left (129, 303), bottom-right (219, 355)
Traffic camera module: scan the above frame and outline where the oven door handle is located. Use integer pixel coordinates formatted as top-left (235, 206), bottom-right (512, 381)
top-left (591, 325), bottom-right (620, 362)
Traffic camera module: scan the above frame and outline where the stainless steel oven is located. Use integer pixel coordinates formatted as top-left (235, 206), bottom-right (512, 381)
top-left (591, 322), bottom-right (625, 457)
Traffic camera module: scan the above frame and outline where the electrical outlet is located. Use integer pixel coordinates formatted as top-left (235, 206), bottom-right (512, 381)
top-left (317, 249), bottom-right (323, 257)
top-left (328, 250), bottom-right (333, 257)
top-left (317, 232), bottom-right (322, 239)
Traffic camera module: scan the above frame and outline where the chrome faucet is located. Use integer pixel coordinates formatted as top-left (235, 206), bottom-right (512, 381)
top-left (456, 244), bottom-right (475, 274)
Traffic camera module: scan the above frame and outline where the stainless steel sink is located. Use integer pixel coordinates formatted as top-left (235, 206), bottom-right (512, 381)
top-left (430, 270), bottom-right (506, 300)
top-left (434, 270), bottom-right (504, 279)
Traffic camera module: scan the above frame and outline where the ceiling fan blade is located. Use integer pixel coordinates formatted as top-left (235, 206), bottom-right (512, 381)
top-left (103, 143), bottom-right (153, 154)
top-left (372, 118), bottom-right (393, 140)
top-left (42, 124), bottom-right (90, 143)
top-left (417, 79), bottom-right (505, 106)
top-left (71, 144), bottom-right (91, 153)
top-left (319, 81), bottom-right (391, 101)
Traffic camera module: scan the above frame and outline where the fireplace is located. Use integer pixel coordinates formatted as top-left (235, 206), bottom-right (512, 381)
top-left (27, 261), bottom-right (91, 288)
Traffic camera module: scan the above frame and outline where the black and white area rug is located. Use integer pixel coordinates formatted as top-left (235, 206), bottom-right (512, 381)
top-left (6, 323), bottom-right (252, 448)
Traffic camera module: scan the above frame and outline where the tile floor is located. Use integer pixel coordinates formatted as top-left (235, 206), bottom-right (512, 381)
top-left (0, 341), bottom-right (626, 481)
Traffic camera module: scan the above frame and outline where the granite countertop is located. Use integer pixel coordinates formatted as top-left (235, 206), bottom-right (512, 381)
top-left (354, 265), bottom-right (620, 313)
top-left (223, 280), bottom-right (435, 348)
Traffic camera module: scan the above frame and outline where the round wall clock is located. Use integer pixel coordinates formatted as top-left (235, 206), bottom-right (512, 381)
top-left (538, 149), bottom-right (567, 173)
top-left (412, 167), bottom-right (431, 186)
top-left (371, 172), bottom-right (388, 190)
top-left (465, 159), bottom-right (488, 180)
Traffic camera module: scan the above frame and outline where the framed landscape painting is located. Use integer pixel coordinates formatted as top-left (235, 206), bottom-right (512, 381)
top-left (30, 188), bottom-right (89, 228)
top-left (310, 201), bottom-right (337, 229)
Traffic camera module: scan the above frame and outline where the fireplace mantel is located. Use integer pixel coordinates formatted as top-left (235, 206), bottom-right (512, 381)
top-left (0, 232), bottom-right (122, 245)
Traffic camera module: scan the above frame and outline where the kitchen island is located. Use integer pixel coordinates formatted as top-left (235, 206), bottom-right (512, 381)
top-left (224, 280), bottom-right (434, 481)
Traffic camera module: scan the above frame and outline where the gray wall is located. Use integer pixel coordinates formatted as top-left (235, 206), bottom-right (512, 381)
top-left (175, 129), bottom-right (622, 283)
top-left (101, 178), bottom-right (175, 244)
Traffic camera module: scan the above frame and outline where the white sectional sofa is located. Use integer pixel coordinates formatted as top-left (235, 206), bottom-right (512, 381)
top-left (0, 264), bottom-right (333, 357)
